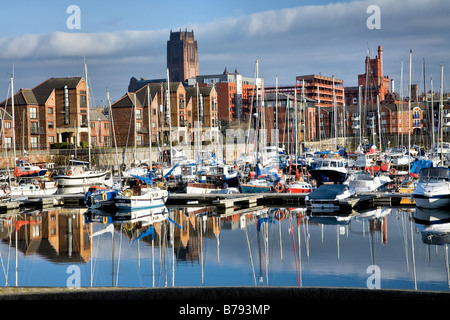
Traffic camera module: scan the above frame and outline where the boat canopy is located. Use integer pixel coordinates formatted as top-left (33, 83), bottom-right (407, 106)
top-left (307, 184), bottom-right (348, 200)
top-left (411, 159), bottom-right (433, 174)
top-left (418, 167), bottom-right (450, 182)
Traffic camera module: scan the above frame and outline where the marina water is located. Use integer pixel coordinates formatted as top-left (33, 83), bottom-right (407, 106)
top-left (2, 202), bottom-right (450, 292)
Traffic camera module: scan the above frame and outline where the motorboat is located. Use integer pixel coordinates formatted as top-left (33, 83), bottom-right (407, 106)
top-left (413, 167), bottom-right (450, 209)
top-left (286, 180), bottom-right (313, 193)
top-left (84, 185), bottom-right (120, 210)
top-left (308, 153), bottom-right (348, 186)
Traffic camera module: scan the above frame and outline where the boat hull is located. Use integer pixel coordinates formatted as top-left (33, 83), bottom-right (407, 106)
top-left (413, 194), bottom-right (450, 209)
top-left (54, 171), bottom-right (109, 187)
top-left (239, 184), bottom-right (272, 193)
top-left (309, 169), bottom-right (347, 185)
top-left (114, 189), bottom-right (168, 211)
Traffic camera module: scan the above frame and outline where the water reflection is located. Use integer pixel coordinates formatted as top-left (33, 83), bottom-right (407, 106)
top-left (0, 204), bottom-right (448, 292)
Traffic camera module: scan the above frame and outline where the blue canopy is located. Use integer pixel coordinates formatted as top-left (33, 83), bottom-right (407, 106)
top-left (411, 159), bottom-right (433, 174)
top-left (131, 171), bottom-right (153, 185)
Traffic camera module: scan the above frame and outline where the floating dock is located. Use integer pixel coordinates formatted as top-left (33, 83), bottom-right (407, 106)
top-left (0, 191), bottom-right (415, 213)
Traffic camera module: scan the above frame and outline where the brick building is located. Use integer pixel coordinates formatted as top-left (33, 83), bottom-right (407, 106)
top-left (345, 45), bottom-right (390, 106)
top-left (0, 76), bottom-right (109, 152)
top-left (185, 85), bottom-right (219, 142)
top-left (111, 81), bottom-right (196, 147)
top-left (167, 30), bottom-right (199, 83)
top-left (188, 68), bottom-right (257, 122)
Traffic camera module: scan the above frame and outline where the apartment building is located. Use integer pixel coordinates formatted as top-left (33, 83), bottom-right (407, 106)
top-left (0, 76), bottom-right (108, 152)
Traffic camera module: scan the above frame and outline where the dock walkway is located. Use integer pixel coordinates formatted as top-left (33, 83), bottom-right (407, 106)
top-left (0, 191), bottom-right (415, 213)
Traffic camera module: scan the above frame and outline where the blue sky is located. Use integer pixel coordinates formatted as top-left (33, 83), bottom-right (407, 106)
top-left (0, 0), bottom-right (448, 104)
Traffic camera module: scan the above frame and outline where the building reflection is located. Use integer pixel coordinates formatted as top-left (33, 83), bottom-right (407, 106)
top-left (0, 208), bottom-right (91, 264)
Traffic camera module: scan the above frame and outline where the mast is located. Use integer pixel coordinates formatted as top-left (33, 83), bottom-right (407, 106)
top-left (358, 85), bottom-right (362, 147)
top-left (333, 76), bottom-right (337, 150)
top-left (400, 60), bottom-right (404, 150)
top-left (377, 95), bottom-right (382, 152)
top-left (106, 88), bottom-right (121, 180)
top-left (302, 79), bottom-right (306, 152)
top-left (318, 84), bottom-right (321, 149)
top-left (84, 60), bottom-right (91, 168)
top-left (440, 62), bottom-right (444, 164)
top-left (275, 76), bottom-right (279, 153)
top-left (430, 77), bottom-right (435, 150)
top-left (408, 50), bottom-right (412, 175)
top-left (10, 71), bottom-right (16, 169)
top-left (166, 68), bottom-right (172, 167)
top-left (133, 94), bottom-right (137, 165)
top-left (147, 85), bottom-right (152, 171)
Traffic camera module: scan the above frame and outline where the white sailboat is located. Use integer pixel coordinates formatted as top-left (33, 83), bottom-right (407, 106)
top-left (114, 181), bottom-right (168, 211)
top-left (54, 61), bottom-right (109, 189)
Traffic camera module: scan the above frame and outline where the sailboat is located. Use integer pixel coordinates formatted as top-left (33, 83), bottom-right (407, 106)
top-left (53, 61), bottom-right (109, 189)
top-left (114, 172), bottom-right (168, 211)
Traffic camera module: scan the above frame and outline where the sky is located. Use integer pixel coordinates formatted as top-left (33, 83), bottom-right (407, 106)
top-left (0, 0), bottom-right (448, 105)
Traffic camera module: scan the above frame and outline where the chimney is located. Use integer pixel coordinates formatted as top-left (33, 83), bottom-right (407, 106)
top-left (378, 45), bottom-right (383, 78)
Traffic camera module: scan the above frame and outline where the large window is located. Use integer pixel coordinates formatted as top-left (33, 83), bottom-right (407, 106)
top-left (30, 107), bottom-right (37, 119)
top-left (5, 137), bottom-right (11, 149)
top-left (30, 136), bottom-right (38, 149)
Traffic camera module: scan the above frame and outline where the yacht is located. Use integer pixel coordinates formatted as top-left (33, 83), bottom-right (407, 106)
top-left (413, 167), bottom-right (450, 209)
top-left (308, 153), bottom-right (348, 186)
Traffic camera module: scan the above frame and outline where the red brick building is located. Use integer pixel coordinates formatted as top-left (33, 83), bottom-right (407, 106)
top-left (345, 45), bottom-right (390, 106)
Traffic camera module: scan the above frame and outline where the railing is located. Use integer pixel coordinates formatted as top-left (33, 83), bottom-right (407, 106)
top-left (30, 127), bottom-right (45, 135)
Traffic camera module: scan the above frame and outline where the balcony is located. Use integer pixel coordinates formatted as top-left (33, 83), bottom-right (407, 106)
top-left (137, 127), bottom-right (148, 134)
top-left (30, 127), bottom-right (44, 135)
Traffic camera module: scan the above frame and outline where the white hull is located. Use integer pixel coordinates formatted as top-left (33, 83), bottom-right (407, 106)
top-left (1, 185), bottom-right (58, 197)
top-left (413, 167), bottom-right (450, 209)
top-left (114, 188), bottom-right (168, 210)
top-left (414, 196), bottom-right (450, 209)
top-left (54, 170), bottom-right (109, 187)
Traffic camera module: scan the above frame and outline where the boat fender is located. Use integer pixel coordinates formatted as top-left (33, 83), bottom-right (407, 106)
top-left (102, 192), bottom-right (107, 201)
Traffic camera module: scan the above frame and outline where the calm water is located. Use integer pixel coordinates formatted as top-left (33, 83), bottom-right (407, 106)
top-left (1, 203), bottom-right (450, 293)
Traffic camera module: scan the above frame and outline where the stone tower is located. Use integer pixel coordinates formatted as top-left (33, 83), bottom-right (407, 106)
top-left (167, 30), bottom-right (199, 82)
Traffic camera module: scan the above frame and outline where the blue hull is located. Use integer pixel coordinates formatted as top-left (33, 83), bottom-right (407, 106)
top-left (240, 184), bottom-right (272, 193)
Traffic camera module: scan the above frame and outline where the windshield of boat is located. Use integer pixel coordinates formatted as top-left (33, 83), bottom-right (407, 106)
top-left (419, 168), bottom-right (450, 182)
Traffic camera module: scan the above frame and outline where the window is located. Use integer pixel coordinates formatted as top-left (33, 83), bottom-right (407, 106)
top-left (5, 137), bottom-right (11, 149)
top-left (48, 107), bottom-right (54, 114)
top-left (48, 122), bottom-right (54, 128)
top-left (136, 109), bottom-right (141, 119)
top-left (104, 122), bottom-right (108, 129)
top-left (31, 136), bottom-right (38, 149)
top-left (30, 107), bottom-right (37, 119)
top-left (136, 135), bottom-right (142, 146)
top-left (80, 92), bottom-right (87, 108)
top-left (81, 115), bottom-right (87, 127)
top-left (49, 136), bottom-right (54, 144)
top-left (4, 122), bottom-right (11, 129)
